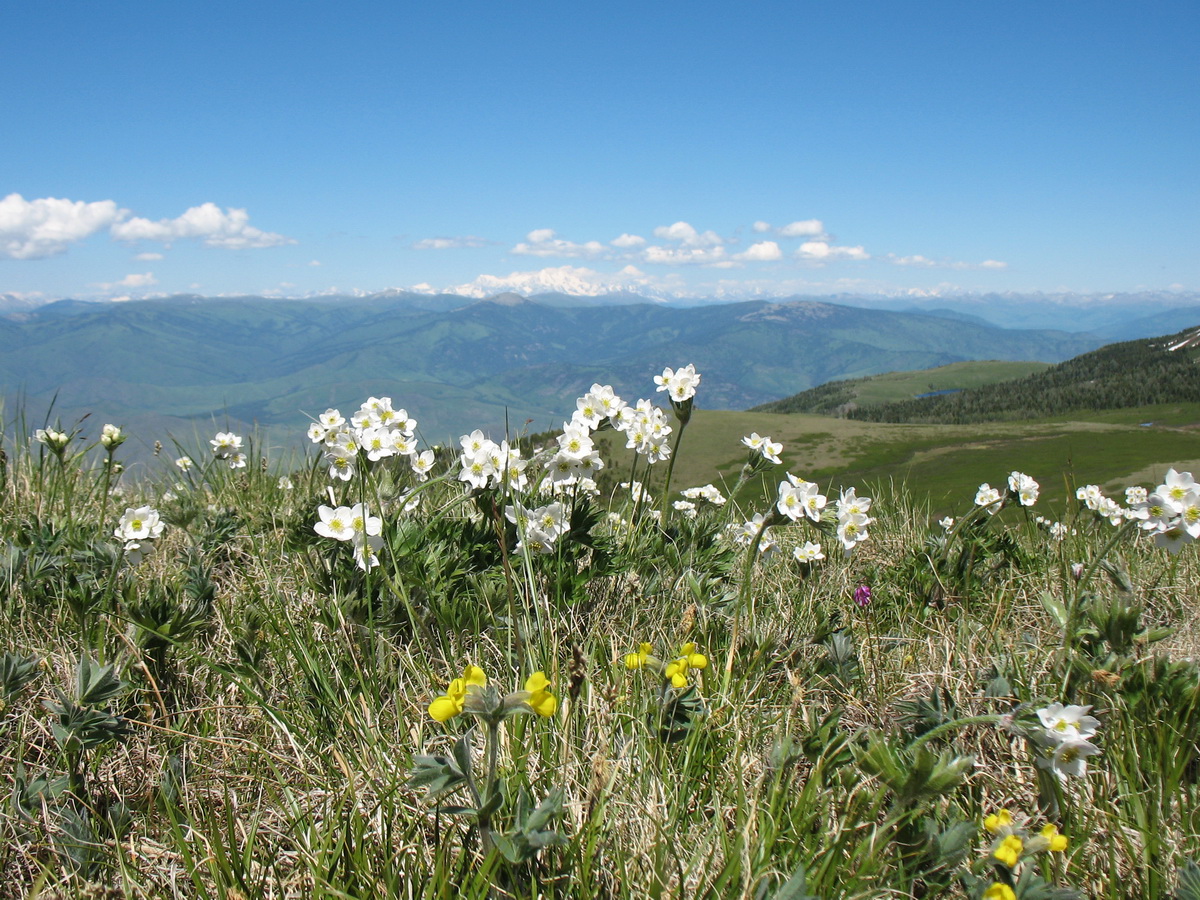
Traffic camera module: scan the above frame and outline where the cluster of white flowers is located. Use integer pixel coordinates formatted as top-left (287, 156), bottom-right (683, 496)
top-left (114, 505), bottom-right (165, 565)
top-left (976, 471), bottom-right (1040, 515)
top-left (1034, 515), bottom-right (1075, 541)
top-left (505, 500), bottom-right (568, 555)
top-left (792, 540), bottom-right (825, 564)
top-left (314, 502), bottom-right (383, 570)
top-left (616, 398), bottom-right (673, 464)
top-left (683, 483), bottom-right (726, 504)
top-left (1033, 702), bottom-right (1101, 781)
top-left (34, 427), bottom-right (70, 453)
top-left (459, 430), bottom-right (530, 491)
top-left (741, 432), bottom-right (782, 465)
top-left (99, 423), bottom-right (125, 450)
top-left (1075, 483), bottom-right (1127, 525)
top-left (728, 513), bottom-right (778, 557)
top-left (1127, 468), bottom-right (1200, 554)
top-left (210, 432), bottom-right (247, 469)
top-left (775, 476), bottom-right (874, 555)
top-left (308, 399), bottom-right (433, 483)
top-left (653, 363), bottom-right (701, 404)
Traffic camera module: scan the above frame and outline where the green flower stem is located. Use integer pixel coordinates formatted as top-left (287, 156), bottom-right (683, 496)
top-left (658, 411), bottom-right (690, 521)
top-left (722, 511), bottom-right (776, 696)
top-left (905, 714), bottom-right (1004, 751)
top-left (479, 720), bottom-right (501, 854)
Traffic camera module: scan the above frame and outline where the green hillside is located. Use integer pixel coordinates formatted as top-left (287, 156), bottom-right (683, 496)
top-left (842, 326), bottom-right (1200, 424)
top-left (752, 360), bottom-right (1051, 415)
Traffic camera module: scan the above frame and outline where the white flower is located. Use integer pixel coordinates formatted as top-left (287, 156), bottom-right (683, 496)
top-left (793, 541), bottom-right (825, 563)
top-left (115, 506), bottom-right (165, 542)
top-left (1008, 471), bottom-right (1039, 506)
top-left (175, 456), bottom-right (194, 471)
top-left (1125, 485), bottom-right (1148, 507)
top-left (1036, 737), bottom-right (1101, 780)
top-left (742, 433), bottom-right (766, 451)
top-left (654, 364), bottom-right (700, 403)
top-left (351, 534), bottom-right (383, 570)
top-left (1037, 703), bottom-right (1100, 741)
top-left (1160, 468), bottom-right (1198, 511)
top-left (226, 451), bottom-right (247, 470)
top-left (315, 505), bottom-right (356, 541)
top-left (278, 476), bottom-right (293, 490)
top-left (100, 424), bottom-right (124, 449)
top-left (938, 516), bottom-right (955, 531)
top-left (836, 487), bottom-right (872, 519)
top-left (673, 500), bottom-right (698, 519)
top-left (210, 432), bottom-right (243, 458)
top-left (975, 483), bottom-right (1002, 514)
top-left (836, 513), bottom-right (871, 554)
top-left (35, 428), bottom-right (70, 452)
top-left (411, 450), bottom-right (436, 482)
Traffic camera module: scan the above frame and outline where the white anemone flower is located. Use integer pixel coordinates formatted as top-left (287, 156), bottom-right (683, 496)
top-left (793, 541), bottom-right (825, 564)
top-left (315, 505), bottom-right (356, 541)
top-left (115, 506), bottom-right (165, 542)
top-left (1037, 703), bottom-right (1100, 741)
top-left (1036, 737), bottom-right (1101, 780)
top-left (975, 483), bottom-right (1002, 514)
top-left (1008, 471), bottom-right (1040, 506)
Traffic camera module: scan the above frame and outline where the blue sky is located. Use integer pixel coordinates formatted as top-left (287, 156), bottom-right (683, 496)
top-left (3, 1), bottom-right (1197, 300)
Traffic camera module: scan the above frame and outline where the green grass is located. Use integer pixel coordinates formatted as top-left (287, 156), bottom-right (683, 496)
top-left (3, 388), bottom-right (1200, 899)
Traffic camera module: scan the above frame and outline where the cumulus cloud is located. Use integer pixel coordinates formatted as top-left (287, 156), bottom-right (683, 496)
top-left (652, 221), bottom-right (724, 248)
top-left (796, 241), bottom-right (869, 262)
top-left (611, 232), bottom-right (646, 248)
top-left (413, 235), bottom-right (489, 250)
top-left (779, 219), bottom-right (826, 238)
top-left (0, 193), bottom-right (126, 259)
top-left (92, 272), bottom-right (158, 291)
top-left (511, 228), bottom-right (607, 259)
top-left (752, 220), bottom-right (772, 233)
top-left (447, 264), bottom-right (659, 298)
top-left (111, 202), bottom-right (294, 249)
top-left (641, 244), bottom-right (732, 266)
top-left (889, 254), bottom-right (937, 267)
top-left (734, 240), bottom-right (783, 262)
top-left (980, 259), bottom-right (1007, 269)
top-left (134, 251), bottom-right (164, 261)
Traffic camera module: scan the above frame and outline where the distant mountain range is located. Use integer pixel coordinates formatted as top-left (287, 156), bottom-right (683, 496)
top-left (0, 291), bottom-right (1119, 462)
top-left (5, 287), bottom-right (1200, 334)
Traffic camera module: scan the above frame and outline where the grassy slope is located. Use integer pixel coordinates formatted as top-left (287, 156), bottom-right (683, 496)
top-left (599, 402), bottom-right (1200, 515)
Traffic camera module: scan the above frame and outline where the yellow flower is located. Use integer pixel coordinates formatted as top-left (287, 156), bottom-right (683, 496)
top-left (428, 665), bottom-right (487, 722)
top-left (1040, 823), bottom-right (1069, 852)
top-left (524, 671), bottom-right (557, 717)
top-left (624, 642), bottom-right (653, 670)
top-left (982, 884), bottom-right (1016, 900)
top-left (664, 642), bottom-right (708, 688)
top-left (984, 809), bottom-right (1013, 834)
top-left (993, 834), bottom-right (1023, 867)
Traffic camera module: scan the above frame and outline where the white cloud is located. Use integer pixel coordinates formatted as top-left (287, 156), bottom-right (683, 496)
top-left (413, 235), bottom-right (489, 250)
top-left (92, 271), bottom-right (158, 291)
top-left (796, 241), bottom-right (869, 261)
top-left (511, 228), bottom-right (607, 259)
top-left (308, 259), bottom-right (321, 266)
top-left (641, 244), bottom-right (732, 266)
top-left (134, 251), bottom-right (164, 261)
top-left (652, 221), bottom-right (724, 248)
top-left (111, 202), bottom-right (294, 249)
top-left (0, 193), bottom-right (126, 259)
top-left (885, 253), bottom-right (1008, 270)
top-left (889, 254), bottom-right (936, 267)
top-left (734, 241), bottom-right (783, 262)
top-left (752, 220), bottom-right (772, 233)
top-left (447, 264), bottom-right (658, 298)
top-left (779, 219), bottom-right (825, 238)
top-left (611, 232), bottom-right (646, 248)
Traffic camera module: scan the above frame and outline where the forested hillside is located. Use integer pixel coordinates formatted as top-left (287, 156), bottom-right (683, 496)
top-left (757, 326), bottom-right (1200, 424)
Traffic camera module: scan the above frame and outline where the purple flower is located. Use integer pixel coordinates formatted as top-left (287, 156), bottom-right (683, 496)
top-left (853, 584), bottom-right (872, 608)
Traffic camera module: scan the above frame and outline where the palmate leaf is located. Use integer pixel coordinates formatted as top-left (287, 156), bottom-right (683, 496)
top-left (1173, 859), bottom-right (1200, 900)
top-left (76, 655), bottom-right (126, 706)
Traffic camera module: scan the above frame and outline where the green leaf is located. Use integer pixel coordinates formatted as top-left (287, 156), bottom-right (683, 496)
top-left (1173, 859), bottom-right (1200, 900)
